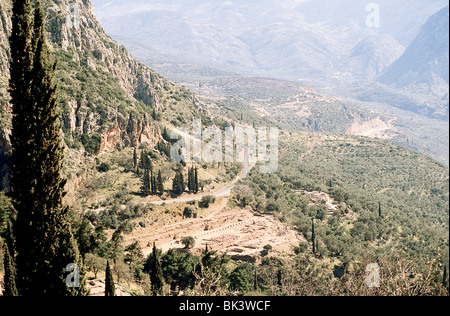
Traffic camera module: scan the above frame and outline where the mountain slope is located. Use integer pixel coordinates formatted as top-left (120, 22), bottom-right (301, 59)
top-left (348, 35), bottom-right (405, 81)
top-left (0, 0), bottom-right (218, 190)
top-left (378, 6), bottom-right (449, 119)
top-left (91, 0), bottom-right (448, 83)
top-left (379, 6), bottom-right (449, 88)
top-left (0, 0), bottom-right (207, 151)
top-left (239, 132), bottom-right (449, 271)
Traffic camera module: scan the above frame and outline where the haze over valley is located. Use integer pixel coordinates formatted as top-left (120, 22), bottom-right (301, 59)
top-left (0, 0), bottom-right (448, 297)
top-left (91, 0), bottom-right (449, 164)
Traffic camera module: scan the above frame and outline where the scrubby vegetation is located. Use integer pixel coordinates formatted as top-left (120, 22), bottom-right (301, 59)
top-left (233, 133), bottom-right (449, 291)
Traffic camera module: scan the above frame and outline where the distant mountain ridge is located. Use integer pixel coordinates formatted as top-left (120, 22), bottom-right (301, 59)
top-left (379, 6), bottom-right (449, 89)
top-left (378, 6), bottom-right (449, 119)
top-left (91, 0), bottom-right (448, 84)
top-left (348, 35), bottom-right (405, 81)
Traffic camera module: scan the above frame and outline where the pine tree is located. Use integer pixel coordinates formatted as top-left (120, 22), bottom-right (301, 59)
top-left (105, 260), bottom-right (115, 297)
top-left (149, 243), bottom-right (164, 296)
top-left (9, 1), bottom-right (88, 296)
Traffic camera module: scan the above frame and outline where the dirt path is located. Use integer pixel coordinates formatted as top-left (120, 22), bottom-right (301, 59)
top-left (149, 146), bottom-right (254, 206)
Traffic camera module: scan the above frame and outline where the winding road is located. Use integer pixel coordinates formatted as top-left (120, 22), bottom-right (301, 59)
top-left (149, 146), bottom-right (253, 206)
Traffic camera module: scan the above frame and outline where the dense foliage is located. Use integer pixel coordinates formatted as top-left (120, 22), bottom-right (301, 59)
top-left (236, 134), bottom-right (449, 274)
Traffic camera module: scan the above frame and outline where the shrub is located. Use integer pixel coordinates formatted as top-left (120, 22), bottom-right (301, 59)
top-left (183, 207), bottom-right (196, 219)
top-left (199, 195), bottom-right (216, 208)
top-left (181, 236), bottom-right (195, 249)
top-left (81, 133), bottom-right (102, 155)
top-left (97, 162), bottom-right (111, 173)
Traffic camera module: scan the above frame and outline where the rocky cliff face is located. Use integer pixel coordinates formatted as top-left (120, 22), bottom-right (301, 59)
top-left (0, 0), bottom-right (208, 190)
top-left (0, 0), bottom-right (202, 157)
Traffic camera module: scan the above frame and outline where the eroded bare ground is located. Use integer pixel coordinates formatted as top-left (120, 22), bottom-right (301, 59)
top-left (87, 279), bottom-right (132, 297)
top-left (297, 190), bottom-right (356, 220)
top-left (124, 201), bottom-right (304, 260)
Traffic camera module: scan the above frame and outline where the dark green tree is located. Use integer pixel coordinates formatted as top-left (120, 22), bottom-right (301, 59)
top-left (0, 192), bottom-right (13, 236)
top-left (133, 147), bottom-right (138, 170)
top-left (157, 170), bottom-right (164, 196)
top-left (110, 227), bottom-right (124, 261)
top-left (172, 168), bottom-right (185, 196)
top-left (187, 167), bottom-right (198, 193)
top-left (160, 249), bottom-right (197, 293)
top-left (148, 243), bottom-right (164, 296)
top-left (124, 241), bottom-right (144, 282)
top-left (187, 167), bottom-right (192, 192)
top-left (2, 242), bottom-right (18, 296)
top-left (141, 167), bottom-right (151, 197)
top-left (73, 218), bottom-right (95, 258)
top-left (105, 260), bottom-right (115, 297)
top-left (312, 218), bottom-right (316, 255)
top-left (151, 171), bottom-right (157, 195)
top-left (444, 266), bottom-right (448, 288)
top-left (230, 265), bottom-right (252, 294)
top-left (194, 167), bottom-right (199, 193)
top-left (182, 236), bottom-right (196, 249)
top-left (9, 0), bottom-right (87, 296)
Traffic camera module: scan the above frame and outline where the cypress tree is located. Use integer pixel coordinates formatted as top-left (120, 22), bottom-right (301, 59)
top-left (105, 260), bottom-right (115, 297)
top-left (150, 169), bottom-right (154, 195)
top-left (444, 266), bottom-right (448, 288)
top-left (141, 167), bottom-right (151, 197)
top-left (133, 147), bottom-right (138, 171)
top-left (8, 0), bottom-right (33, 294)
top-left (172, 169), bottom-right (185, 196)
top-left (378, 202), bottom-right (382, 218)
top-left (194, 167), bottom-right (199, 194)
top-left (149, 243), bottom-right (164, 296)
top-left (3, 243), bottom-right (18, 296)
top-left (151, 172), bottom-right (157, 195)
top-left (277, 268), bottom-right (283, 286)
top-left (157, 170), bottom-right (164, 196)
top-left (312, 218), bottom-right (316, 255)
top-left (9, 1), bottom-right (88, 296)
top-left (187, 167), bottom-right (191, 192)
